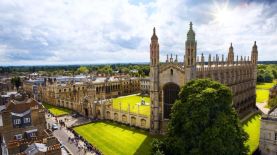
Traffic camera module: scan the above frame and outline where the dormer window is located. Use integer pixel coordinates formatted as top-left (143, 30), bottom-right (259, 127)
top-left (24, 117), bottom-right (31, 123)
top-left (29, 132), bottom-right (36, 137)
top-left (14, 119), bottom-right (21, 125)
top-left (14, 134), bottom-right (23, 140)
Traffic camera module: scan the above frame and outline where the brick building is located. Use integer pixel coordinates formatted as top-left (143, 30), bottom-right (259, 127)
top-left (0, 94), bottom-right (61, 155)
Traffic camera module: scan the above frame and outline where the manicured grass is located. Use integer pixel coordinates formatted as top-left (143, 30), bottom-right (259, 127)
top-left (43, 103), bottom-right (72, 116)
top-left (112, 94), bottom-right (150, 116)
top-left (256, 81), bottom-right (276, 103)
top-left (256, 89), bottom-right (269, 103)
top-left (256, 82), bottom-right (275, 90)
top-left (243, 114), bottom-right (261, 155)
top-left (74, 121), bottom-right (155, 155)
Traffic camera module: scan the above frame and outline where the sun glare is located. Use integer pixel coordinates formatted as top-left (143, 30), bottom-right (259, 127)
top-left (212, 1), bottom-right (233, 25)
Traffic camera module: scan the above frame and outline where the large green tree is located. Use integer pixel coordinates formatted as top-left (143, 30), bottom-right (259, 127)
top-left (77, 66), bottom-right (89, 74)
top-left (11, 76), bottom-right (22, 91)
top-left (152, 79), bottom-right (248, 155)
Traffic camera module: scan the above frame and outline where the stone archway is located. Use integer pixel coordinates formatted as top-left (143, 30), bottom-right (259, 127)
top-left (163, 82), bottom-right (180, 119)
top-left (131, 116), bottom-right (136, 126)
top-left (106, 111), bottom-right (111, 119)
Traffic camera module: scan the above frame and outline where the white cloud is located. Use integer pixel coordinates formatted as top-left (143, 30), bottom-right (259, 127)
top-left (0, 0), bottom-right (275, 65)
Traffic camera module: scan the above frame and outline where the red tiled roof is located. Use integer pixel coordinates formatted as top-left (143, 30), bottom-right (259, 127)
top-left (6, 98), bottom-right (41, 113)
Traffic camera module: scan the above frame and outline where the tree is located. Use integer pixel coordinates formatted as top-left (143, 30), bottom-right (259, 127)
top-left (77, 66), bottom-right (89, 74)
top-left (11, 76), bottom-right (22, 91)
top-left (264, 70), bottom-right (273, 82)
top-left (152, 79), bottom-right (249, 155)
top-left (268, 97), bottom-right (277, 108)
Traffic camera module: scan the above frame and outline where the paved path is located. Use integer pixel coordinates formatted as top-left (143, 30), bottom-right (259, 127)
top-left (46, 114), bottom-right (95, 155)
top-left (256, 102), bottom-right (269, 114)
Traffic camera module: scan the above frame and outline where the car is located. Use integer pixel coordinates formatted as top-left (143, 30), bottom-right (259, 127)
top-left (52, 123), bottom-right (59, 131)
top-left (72, 113), bottom-right (79, 118)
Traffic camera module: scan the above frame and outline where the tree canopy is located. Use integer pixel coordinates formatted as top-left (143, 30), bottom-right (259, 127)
top-left (152, 79), bottom-right (249, 155)
top-left (77, 66), bottom-right (89, 74)
top-left (11, 76), bottom-right (22, 91)
top-left (257, 64), bottom-right (276, 83)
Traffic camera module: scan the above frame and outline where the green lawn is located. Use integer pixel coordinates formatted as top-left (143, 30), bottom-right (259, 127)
top-left (256, 89), bottom-right (269, 103)
top-left (243, 114), bottom-right (261, 155)
top-left (74, 121), bottom-right (155, 155)
top-left (256, 81), bottom-right (275, 103)
top-left (256, 82), bottom-right (275, 89)
top-left (113, 94), bottom-right (150, 116)
top-left (43, 103), bottom-right (72, 116)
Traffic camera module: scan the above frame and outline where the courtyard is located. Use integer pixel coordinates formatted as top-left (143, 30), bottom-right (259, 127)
top-left (74, 121), bottom-right (155, 155)
top-left (43, 103), bottom-right (73, 116)
top-left (112, 94), bottom-right (150, 116)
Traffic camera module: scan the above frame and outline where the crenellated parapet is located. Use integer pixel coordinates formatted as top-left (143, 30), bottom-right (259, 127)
top-left (195, 42), bottom-right (257, 73)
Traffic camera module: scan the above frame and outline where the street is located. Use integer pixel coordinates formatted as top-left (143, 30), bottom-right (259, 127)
top-left (46, 114), bottom-right (95, 155)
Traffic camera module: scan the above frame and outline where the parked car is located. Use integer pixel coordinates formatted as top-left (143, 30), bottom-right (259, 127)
top-left (52, 123), bottom-right (59, 131)
top-left (72, 113), bottom-right (79, 118)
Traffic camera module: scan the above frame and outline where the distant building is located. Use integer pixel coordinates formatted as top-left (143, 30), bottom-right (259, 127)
top-left (140, 77), bottom-right (150, 95)
top-left (0, 94), bottom-right (61, 155)
top-left (259, 106), bottom-right (277, 155)
top-left (0, 91), bottom-right (17, 106)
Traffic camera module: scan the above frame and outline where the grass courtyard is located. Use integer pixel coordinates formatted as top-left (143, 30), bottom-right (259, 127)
top-left (43, 103), bottom-right (72, 116)
top-left (243, 114), bottom-right (261, 155)
top-left (112, 94), bottom-right (150, 116)
top-left (74, 121), bottom-right (155, 155)
top-left (256, 81), bottom-right (275, 103)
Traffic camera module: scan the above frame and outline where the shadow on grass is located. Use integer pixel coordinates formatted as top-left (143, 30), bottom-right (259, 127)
top-left (134, 136), bottom-right (154, 155)
top-left (134, 134), bottom-right (163, 155)
top-left (242, 114), bottom-right (261, 127)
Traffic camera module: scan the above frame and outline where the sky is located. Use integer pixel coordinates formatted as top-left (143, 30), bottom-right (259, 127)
top-left (0, 0), bottom-right (276, 66)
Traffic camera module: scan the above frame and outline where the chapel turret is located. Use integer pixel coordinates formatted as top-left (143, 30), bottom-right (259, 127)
top-left (228, 43), bottom-right (234, 64)
top-left (185, 22), bottom-right (197, 80)
top-left (149, 27), bottom-right (160, 134)
top-left (150, 27), bottom-right (159, 66)
top-left (185, 22), bottom-right (197, 67)
top-left (251, 41), bottom-right (258, 64)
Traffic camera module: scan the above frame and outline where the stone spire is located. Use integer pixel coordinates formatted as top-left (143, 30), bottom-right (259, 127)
top-left (150, 27), bottom-right (159, 66)
top-left (187, 22), bottom-right (195, 42)
top-left (166, 54), bottom-right (169, 63)
top-left (228, 43), bottom-right (234, 64)
top-left (208, 54), bottom-right (211, 67)
top-left (201, 53), bottom-right (204, 67)
top-left (174, 55), bottom-right (178, 63)
top-left (151, 27), bottom-right (158, 40)
top-left (251, 41), bottom-right (258, 64)
top-left (216, 54), bottom-right (219, 67)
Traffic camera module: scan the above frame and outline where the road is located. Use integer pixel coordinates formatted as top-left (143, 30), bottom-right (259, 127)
top-left (46, 114), bottom-right (94, 155)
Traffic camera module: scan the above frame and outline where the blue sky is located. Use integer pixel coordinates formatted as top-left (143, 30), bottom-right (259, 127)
top-left (0, 0), bottom-right (276, 65)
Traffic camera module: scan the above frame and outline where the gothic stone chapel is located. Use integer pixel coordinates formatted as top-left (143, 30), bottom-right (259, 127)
top-left (149, 22), bottom-right (258, 133)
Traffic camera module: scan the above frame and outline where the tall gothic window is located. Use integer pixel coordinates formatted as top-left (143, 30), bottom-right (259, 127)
top-left (163, 83), bottom-right (180, 119)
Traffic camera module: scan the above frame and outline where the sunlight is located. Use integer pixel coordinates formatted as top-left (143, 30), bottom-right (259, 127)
top-left (212, 1), bottom-right (234, 25)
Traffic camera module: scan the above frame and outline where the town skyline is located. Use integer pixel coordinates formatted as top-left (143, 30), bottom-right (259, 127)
top-left (0, 0), bottom-right (276, 65)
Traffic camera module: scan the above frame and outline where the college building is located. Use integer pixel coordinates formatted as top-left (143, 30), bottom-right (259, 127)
top-left (149, 22), bottom-right (258, 133)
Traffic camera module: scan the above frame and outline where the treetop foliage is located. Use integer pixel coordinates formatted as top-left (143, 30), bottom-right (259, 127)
top-left (152, 79), bottom-right (249, 155)
top-left (257, 64), bottom-right (277, 83)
